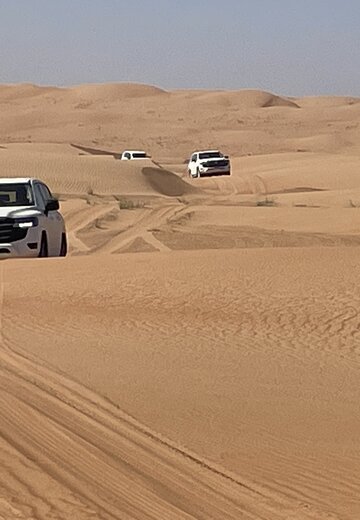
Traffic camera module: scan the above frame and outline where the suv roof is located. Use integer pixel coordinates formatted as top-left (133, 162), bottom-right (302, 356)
top-left (0, 177), bottom-right (37, 184)
top-left (193, 150), bottom-right (221, 154)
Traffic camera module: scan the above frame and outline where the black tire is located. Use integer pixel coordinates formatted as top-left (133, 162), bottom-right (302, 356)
top-left (38, 233), bottom-right (48, 258)
top-left (196, 167), bottom-right (200, 178)
top-left (59, 233), bottom-right (67, 257)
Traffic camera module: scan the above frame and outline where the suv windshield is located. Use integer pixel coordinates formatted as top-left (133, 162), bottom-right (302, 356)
top-left (0, 183), bottom-right (34, 206)
top-left (199, 152), bottom-right (223, 160)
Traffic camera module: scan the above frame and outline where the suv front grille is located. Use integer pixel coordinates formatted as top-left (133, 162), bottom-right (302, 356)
top-left (202, 160), bottom-right (229, 168)
top-left (0, 218), bottom-right (28, 243)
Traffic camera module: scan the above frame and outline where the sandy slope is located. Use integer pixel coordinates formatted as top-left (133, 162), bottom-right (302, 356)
top-left (1, 250), bottom-right (360, 520)
top-left (0, 144), bottom-right (197, 197)
top-left (0, 83), bottom-right (360, 519)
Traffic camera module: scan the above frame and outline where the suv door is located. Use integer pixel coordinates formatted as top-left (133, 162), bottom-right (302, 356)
top-left (189, 154), bottom-right (197, 176)
top-left (34, 182), bottom-right (61, 255)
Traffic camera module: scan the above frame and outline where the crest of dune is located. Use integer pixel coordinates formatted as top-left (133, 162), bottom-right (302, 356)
top-left (0, 82), bottom-right (63, 101)
top-left (192, 88), bottom-right (300, 108)
top-left (67, 82), bottom-right (167, 102)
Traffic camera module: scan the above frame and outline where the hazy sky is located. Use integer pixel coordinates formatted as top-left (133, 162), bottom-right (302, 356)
top-left (1, 0), bottom-right (359, 96)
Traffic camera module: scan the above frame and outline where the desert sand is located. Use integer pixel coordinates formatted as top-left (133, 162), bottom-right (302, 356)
top-left (0, 83), bottom-right (360, 519)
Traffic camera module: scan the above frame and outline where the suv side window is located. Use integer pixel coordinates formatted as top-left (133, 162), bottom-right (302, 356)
top-left (33, 183), bottom-right (46, 209)
top-left (125, 153), bottom-right (131, 159)
top-left (33, 182), bottom-right (53, 210)
top-left (39, 183), bottom-right (53, 202)
top-left (191, 154), bottom-right (197, 162)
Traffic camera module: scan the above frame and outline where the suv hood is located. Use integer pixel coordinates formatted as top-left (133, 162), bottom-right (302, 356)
top-left (0, 206), bottom-right (41, 219)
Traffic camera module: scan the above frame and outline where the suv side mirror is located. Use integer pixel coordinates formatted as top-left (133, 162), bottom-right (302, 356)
top-left (45, 199), bottom-right (59, 214)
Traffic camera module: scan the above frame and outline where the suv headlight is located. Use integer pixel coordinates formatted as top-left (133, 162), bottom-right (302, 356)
top-left (13, 217), bottom-right (39, 228)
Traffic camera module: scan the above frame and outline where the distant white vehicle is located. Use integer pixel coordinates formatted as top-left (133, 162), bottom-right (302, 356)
top-left (120, 150), bottom-right (149, 160)
top-left (187, 150), bottom-right (231, 178)
top-left (0, 178), bottom-right (67, 258)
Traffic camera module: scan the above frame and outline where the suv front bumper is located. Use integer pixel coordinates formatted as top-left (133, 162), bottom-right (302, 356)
top-left (199, 168), bottom-right (231, 177)
top-left (0, 228), bottom-right (40, 258)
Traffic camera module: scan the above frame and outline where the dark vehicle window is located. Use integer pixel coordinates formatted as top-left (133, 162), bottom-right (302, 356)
top-left (38, 183), bottom-right (53, 202)
top-left (199, 152), bottom-right (223, 160)
top-left (0, 183), bottom-right (34, 206)
top-left (132, 153), bottom-right (147, 158)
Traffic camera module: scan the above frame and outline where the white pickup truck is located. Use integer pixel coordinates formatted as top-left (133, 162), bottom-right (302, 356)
top-left (0, 178), bottom-right (67, 258)
top-left (187, 150), bottom-right (231, 178)
top-left (120, 150), bottom-right (149, 160)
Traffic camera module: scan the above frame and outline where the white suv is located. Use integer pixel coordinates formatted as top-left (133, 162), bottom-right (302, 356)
top-left (188, 150), bottom-right (231, 178)
top-left (120, 150), bottom-right (149, 160)
top-left (0, 178), bottom-right (67, 258)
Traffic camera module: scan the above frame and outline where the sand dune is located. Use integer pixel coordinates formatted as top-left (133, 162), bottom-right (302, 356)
top-left (0, 145), bottom-right (197, 198)
top-left (0, 83), bottom-right (62, 101)
top-left (1, 83), bottom-right (359, 158)
top-left (2, 250), bottom-right (360, 519)
top-left (0, 82), bottom-right (360, 519)
top-left (0, 82), bottom-right (166, 103)
top-left (229, 152), bottom-right (360, 193)
top-left (69, 82), bottom-right (167, 101)
top-left (295, 96), bottom-right (360, 108)
top-left (186, 89), bottom-right (300, 108)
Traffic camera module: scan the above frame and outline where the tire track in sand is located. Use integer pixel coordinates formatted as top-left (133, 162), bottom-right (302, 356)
top-left (0, 263), bottom-right (335, 520)
top-left (65, 202), bottom-right (120, 254)
top-left (92, 204), bottom-right (185, 254)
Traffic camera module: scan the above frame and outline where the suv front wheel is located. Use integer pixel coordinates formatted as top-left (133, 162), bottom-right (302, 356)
top-left (59, 233), bottom-right (67, 257)
top-left (38, 232), bottom-right (48, 258)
